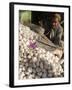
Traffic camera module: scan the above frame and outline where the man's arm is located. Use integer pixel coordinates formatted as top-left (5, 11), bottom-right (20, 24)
top-left (54, 26), bottom-right (63, 46)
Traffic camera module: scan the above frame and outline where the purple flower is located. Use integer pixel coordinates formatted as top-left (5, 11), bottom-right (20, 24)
top-left (28, 41), bottom-right (37, 49)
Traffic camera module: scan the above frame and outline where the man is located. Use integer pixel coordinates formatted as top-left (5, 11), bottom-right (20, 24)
top-left (49, 14), bottom-right (64, 47)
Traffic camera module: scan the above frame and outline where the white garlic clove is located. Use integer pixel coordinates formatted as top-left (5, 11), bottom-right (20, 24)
top-left (27, 67), bottom-right (32, 73)
top-left (32, 57), bottom-right (37, 62)
top-left (27, 55), bottom-right (32, 59)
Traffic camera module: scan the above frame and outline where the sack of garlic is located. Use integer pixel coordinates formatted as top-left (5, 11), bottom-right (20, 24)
top-left (19, 23), bottom-right (64, 80)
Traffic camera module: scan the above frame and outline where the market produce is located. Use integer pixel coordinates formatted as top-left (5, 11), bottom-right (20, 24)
top-left (19, 24), bottom-right (64, 80)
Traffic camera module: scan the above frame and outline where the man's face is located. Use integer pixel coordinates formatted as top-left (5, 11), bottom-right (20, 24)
top-left (52, 18), bottom-right (59, 29)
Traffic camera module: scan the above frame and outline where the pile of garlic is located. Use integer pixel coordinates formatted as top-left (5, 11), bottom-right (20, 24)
top-left (19, 24), bottom-right (64, 80)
